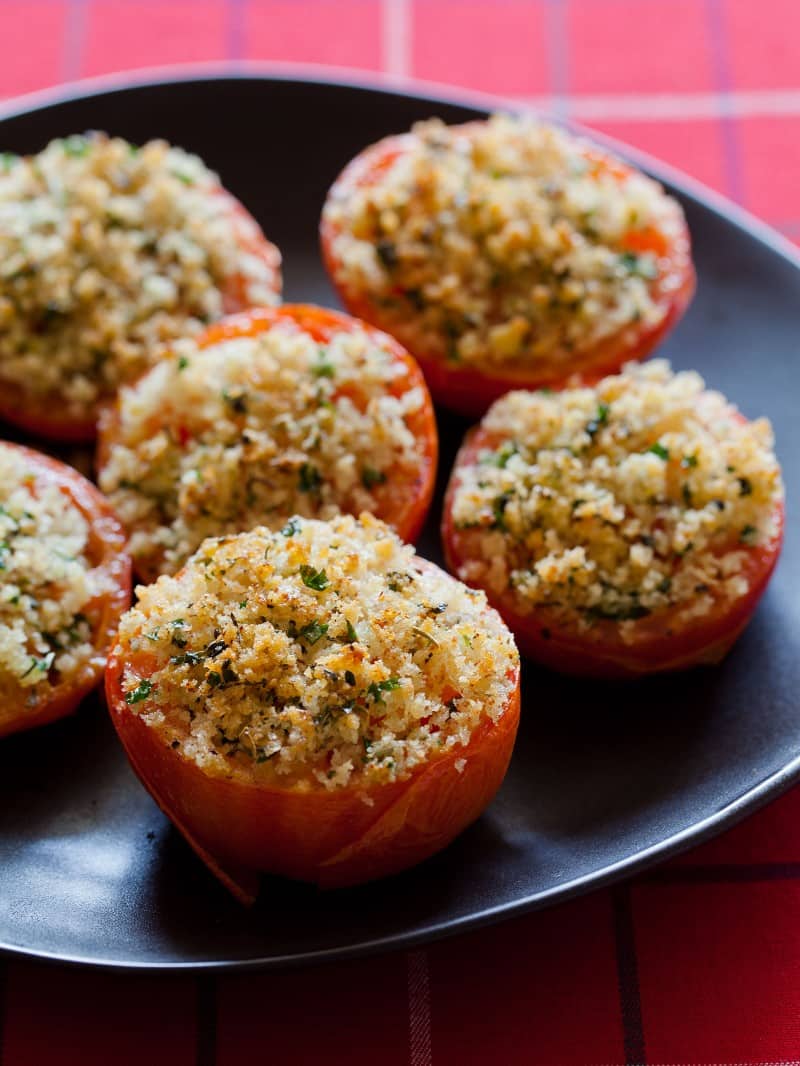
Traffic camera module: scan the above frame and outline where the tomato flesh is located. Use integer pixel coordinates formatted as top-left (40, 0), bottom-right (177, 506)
top-left (106, 646), bottom-right (520, 901)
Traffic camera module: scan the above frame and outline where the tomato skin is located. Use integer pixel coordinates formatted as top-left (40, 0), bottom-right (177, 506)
top-left (0, 190), bottom-right (281, 443)
top-left (0, 442), bottom-right (132, 739)
top-left (105, 648), bottom-right (520, 902)
top-left (98, 304), bottom-right (438, 563)
top-left (442, 426), bottom-right (784, 679)
top-left (320, 127), bottom-right (696, 418)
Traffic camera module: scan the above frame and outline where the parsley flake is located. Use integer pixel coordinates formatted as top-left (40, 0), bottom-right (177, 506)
top-left (298, 463), bottom-right (321, 494)
top-left (646, 442), bottom-right (670, 461)
top-left (125, 679), bottom-right (153, 704)
top-left (299, 565), bottom-right (330, 591)
top-left (367, 677), bottom-right (401, 703)
top-left (299, 620), bottom-right (329, 645)
top-left (361, 466), bottom-right (387, 490)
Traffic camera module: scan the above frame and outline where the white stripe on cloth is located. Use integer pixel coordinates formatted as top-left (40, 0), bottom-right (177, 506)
top-left (383, 0), bottom-right (411, 79)
top-left (517, 88), bottom-right (800, 122)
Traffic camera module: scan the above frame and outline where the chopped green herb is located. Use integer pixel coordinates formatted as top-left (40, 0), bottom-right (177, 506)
top-left (61, 135), bottom-right (90, 158)
top-left (361, 466), bottom-right (387, 490)
top-left (619, 251), bottom-right (658, 279)
top-left (168, 619), bottom-right (188, 648)
top-left (681, 454), bottom-right (698, 469)
top-left (299, 565), bottom-right (330, 591)
top-left (367, 677), bottom-right (401, 703)
top-left (486, 442), bottom-right (518, 468)
top-left (221, 388), bottom-right (247, 414)
top-left (281, 517), bottom-right (301, 537)
top-left (299, 619), bottom-right (329, 645)
top-left (345, 619), bottom-right (359, 643)
top-left (740, 524), bottom-right (758, 544)
top-left (221, 660), bottom-right (238, 685)
top-left (170, 651), bottom-right (205, 666)
top-left (313, 348), bottom-right (335, 378)
top-left (587, 403), bottom-right (610, 437)
top-left (492, 492), bottom-right (512, 531)
top-left (647, 442), bottom-right (670, 461)
top-left (177, 356), bottom-right (189, 371)
top-left (376, 240), bottom-right (398, 269)
top-left (125, 679), bottom-right (153, 704)
top-left (588, 603), bottom-right (651, 622)
top-left (298, 463), bottom-right (321, 494)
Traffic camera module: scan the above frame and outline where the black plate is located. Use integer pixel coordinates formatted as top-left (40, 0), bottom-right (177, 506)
top-left (1, 70), bottom-right (799, 972)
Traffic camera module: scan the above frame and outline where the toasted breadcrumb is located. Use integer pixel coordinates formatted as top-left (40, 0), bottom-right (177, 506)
top-left (0, 134), bottom-right (279, 419)
top-left (116, 514), bottom-right (518, 789)
top-left (324, 114), bottom-right (686, 371)
top-left (449, 361), bottom-right (783, 633)
top-left (98, 318), bottom-right (430, 576)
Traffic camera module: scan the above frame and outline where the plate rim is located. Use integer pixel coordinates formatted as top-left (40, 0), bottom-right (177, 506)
top-left (0, 65), bottom-right (799, 973)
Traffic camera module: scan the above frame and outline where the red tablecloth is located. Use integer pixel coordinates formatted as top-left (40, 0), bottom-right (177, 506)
top-left (2, 2), bottom-right (800, 1064)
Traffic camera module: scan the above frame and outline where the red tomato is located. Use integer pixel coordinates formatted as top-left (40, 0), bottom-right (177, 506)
top-left (321, 126), bottom-right (696, 418)
top-left (0, 442), bottom-right (132, 739)
top-left (0, 190), bottom-right (281, 443)
top-left (442, 423), bottom-right (784, 679)
top-left (105, 627), bottom-right (520, 902)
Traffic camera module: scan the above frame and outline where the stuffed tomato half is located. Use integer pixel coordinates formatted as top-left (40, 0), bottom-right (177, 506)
top-left (442, 361), bottom-right (784, 678)
top-left (0, 441), bottom-right (131, 738)
top-left (321, 114), bottom-right (695, 417)
top-left (97, 304), bottom-right (438, 581)
top-left (0, 133), bottom-right (282, 441)
top-left (106, 513), bottom-right (520, 901)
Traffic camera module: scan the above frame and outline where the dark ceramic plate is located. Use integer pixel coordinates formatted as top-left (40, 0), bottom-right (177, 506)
top-left (1, 70), bottom-right (799, 972)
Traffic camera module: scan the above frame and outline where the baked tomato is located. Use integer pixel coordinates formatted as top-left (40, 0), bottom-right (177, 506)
top-left (442, 363), bottom-right (784, 679)
top-left (0, 441), bottom-right (132, 738)
top-left (96, 304), bottom-right (438, 581)
top-left (321, 115), bottom-right (695, 417)
top-left (105, 515), bottom-right (520, 901)
top-left (0, 133), bottom-right (282, 443)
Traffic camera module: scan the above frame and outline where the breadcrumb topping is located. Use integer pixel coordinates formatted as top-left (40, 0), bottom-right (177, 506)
top-left (449, 361), bottom-right (783, 633)
top-left (0, 444), bottom-right (112, 704)
top-left (324, 114), bottom-right (687, 373)
top-left (0, 134), bottom-right (279, 420)
top-left (98, 318), bottom-right (431, 577)
top-left (116, 514), bottom-right (517, 789)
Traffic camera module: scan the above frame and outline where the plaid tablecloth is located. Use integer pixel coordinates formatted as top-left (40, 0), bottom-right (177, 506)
top-left (2, 2), bottom-right (800, 1064)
